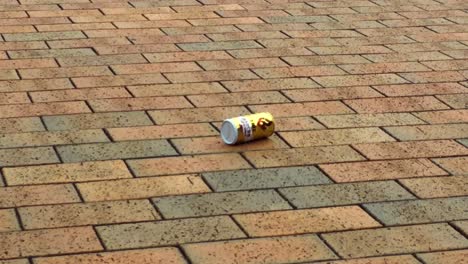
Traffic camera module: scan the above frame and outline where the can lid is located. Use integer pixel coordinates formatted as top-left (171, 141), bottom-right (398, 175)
top-left (220, 120), bottom-right (238, 145)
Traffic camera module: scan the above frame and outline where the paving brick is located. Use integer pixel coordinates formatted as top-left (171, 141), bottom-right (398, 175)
top-left (0, 58), bottom-right (55, 69)
top-left (250, 101), bottom-right (354, 118)
top-left (222, 78), bottom-right (320, 92)
top-left (436, 94), bottom-right (468, 109)
top-left (316, 113), bottom-right (424, 128)
top-left (0, 101), bottom-right (90, 118)
top-left (19, 200), bottom-right (159, 229)
top-left (414, 109), bottom-right (468, 124)
top-left (228, 47), bottom-right (312, 59)
top-left (189, 17), bottom-right (264, 25)
top-left (0, 25), bottom-right (35, 33)
top-left (422, 59), bottom-right (468, 71)
top-left (0, 78), bottom-right (72, 92)
top-left (96, 216), bottom-right (245, 249)
top-left (235, 206), bottom-right (380, 237)
top-left (198, 58), bottom-right (287, 71)
top-left (27, 9), bottom-right (101, 17)
top-left (400, 176), bottom-right (468, 198)
top-left (354, 140), bottom-right (468, 160)
top-left (309, 45), bottom-right (393, 55)
top-left (433, 157), bottom-right (468, 175)
top-left (312, 255), bottom-right (421, 264)
top-left (154, 190), bottom-right (291, 218)
top-left (270, 116), bottom-right (325, 131)
top-left (43, 111), bottom-right (153, 131)
top-left (3, 31), bottom-right (85, 41)
top-left (128, 153), bottom-right (251, 176)
top-left (0, 17), bottom-right (70, 26)
top-left (0, 259), bottom-right (29, 264)
top-left (244, 145), bottom-right (365, 168)
top-left (144, 50), bottom-right (231, 63)
top-left (58, 54), bottom-right (147, 67)
top-left (259, 38), bottom-right (339, 48)
top-left (365, 197), bottom-right (468, 225)
top-left (33, 248), bottom-right (187, 264)
top-left (237, 23), bottom-right (313, 32)
top-left (313, 74), bottom-right (408, 87)
top-left (183, 234), bottom-right (337, 264)
top-left (48, 37), bottom-right (131, 48)
top-left (400, 71), bottom-right (466, 83)
top-left (109, 123), bottom-right (217, 141)
top-left (453, 220), bottom-right (468, 236)
top-left (88, 97), bottom-right (191, 112)
top-left (57, 140), bottom-right (177, 163)
top-left (128, 82), bottom-right (228, 96)
top-left (178, 40), bottom-right (261, 51)
top-left (165, 69), bottom-right (258, 83)
top-left (284, 87), bottom-right (383, 102)
top-left (0, 70), bottom-right (19, 80)
top-left (146, 11), bottom-right (219, 20)
top-left (322, 224), bottom-right (468, 258)
top-left (73, 74), bottom-right (169, 88)
top-left (188, 91), bottom-right (289, 107)
top-left (31, 87), bottom-right (131, 102)
top-left (36, 22), bottom-right (116, 32)
top-left (281, 128), bottom-right (394, 147)
top-left (418, 250), bottom-right (468, 264)
top-left (0, 147), bottom-right (59, 166)
top-left (0, 209), bottom-right (20, 232)
top-left (253, 65), bottom-right (347, 79)
top-left (363, 51), bottom-right (452, 62)
top-left (95, 44), bottom-right (180, 55)
top-left (77, 175), bottom-right (210, 201)
top-left (283, 55), bottom-right (370, 66)
top-left (0, 117), bottom-right (44, 134)
top-left (279, 181), bottom-right (414, 208)
top-left (385, 124), bottom-right (468, 141)
top-left (339, 62), bottom-right (430, 74)
top-left (321, 159), bottom-right (447, 182)
top-left (387, 42), bottom-right (467, 52)
top-left (130, 34), bottom-right (210, 45)
top-left (3, 160), bottom-right (132, 185)
top-left (0, 184), bottom-right (79, 208)
top-left (207, 31), bottom-right (288, 41)
top-left (149, 106), bottom-right (250, 124)
top-left (344, 96), bottom-right (450, 113)
top-left (373, 83), bottom-right (467, 96)
top-left (0, 227), bottom-right (102, 259)
top-left (19, 66), bottom-right (113, 79)
top-left (203, 166), bottom-right (331, 192)
top-left (8, 48), bottom-right (96, 59)
top-left (0, 92), bottom-right (29, 104)
top-left (111, 62), bottom-right (202, 74)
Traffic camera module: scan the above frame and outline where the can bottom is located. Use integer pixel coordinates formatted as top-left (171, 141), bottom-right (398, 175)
top-left (221, 120), bottom-right (238, 145)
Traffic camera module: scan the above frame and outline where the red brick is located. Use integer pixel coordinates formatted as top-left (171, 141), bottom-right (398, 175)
top-left (114, 20), bottom-right (191, 29)
top-left (354, 140), bottom-right (468, 160)
top-left (144, 51), bottom-right (231, 63)
top-left (207, 31), bottom-right (288, 41)
top-left (189, 17), bottom-right (264, 26)
top-left (0, 227), bottom-right (102, 259)
top-left (149, 106), bottom-right (250, 124)
top-left (34, 248), bottom-right (187, 264)
top-left (363, 51), bottom-right (451, 62)
top-left (344, 96), bottom-right (450, 113)
top-left (128, 34), bottom-right (210, 45)
top-left (146, 11), bottom-right (219, 20)
top-left (317, 113), bottom-right (424, 128)
top-left (314, 256), bottom-right (421, 264)
top-left (249, 101), bottom-right (354, 117)
top-left (0, 101), bottom-right (90, 118)
top-left (222, 78), bottom-right (320, 92)
top-left (284, 86), bottom-right (383, 102)
top-left (108, 123), bottom-right (218, 141)
top-left (129, 82), bottom-right (227, 97)
top-left (283, 55), bottom-right (371, 66)
top-left (320, 159), bottom-right (447, 182)
top-left (254, 65), bottom-right (347, 78)
top-left (58, 54), bottom-right (146, 67)
top-left (198, 58), bottom-right (287, 70)
top-left (165, 70), bottom-right (258, 83)
top-left (0, 25), bottom-right (36, 33)
top-left (128, 153), bottom-right (251, 176)
top-left (0, 78), bottom-right (72, 92)
top-left (84, 28), bottom-right (165, 38)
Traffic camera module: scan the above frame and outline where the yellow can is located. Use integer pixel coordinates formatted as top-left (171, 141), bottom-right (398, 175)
top-left (221, 112), bottom-right (275, 145)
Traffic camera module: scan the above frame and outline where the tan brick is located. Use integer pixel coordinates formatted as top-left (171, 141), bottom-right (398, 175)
top-left (146, 11), bottom-right (219, 20)
top-left (222, 78), bottom-right (320, 92)
top-left (207, 31), bottom-right (288, 41)
top-left (0, 17), bottom-right (70, 26)
top-left (173, 4), bottom-right (243, 12)
top-left (9, 48), bottom-right (96, 59)
top-left (0, 58), bottom-right (57, 70)
top-left (234, 206), bottom-right (380, 237)
top-left (374, 83), bottom-right (467, 96)
top-left (433, 157), bottom-right (468, 175)
top-left (400, 71), bottom-right (466, 83)
top-left (0, 92), bottom-right (30, 104)
top-left (418, 249), bottom-right (468, 264)
top-left (249, 101), bottom-right (353, 118)
top-left (309, 45), bottom-right (393, 55)
top-left (100, 7), bottom-right (173, 15)
top-left (70, 14), bottom-right (146, 23)
top-left (188, 91), bottom-right (289, 107)
top-left (254, 65), bottom-right (347, 78)
top-left (0, 259), bottom-right (29, 264)
top-left (48, 37), bottom-right (131, 48)
top-left (381, 18), bottom-right (454, 27)
top-left (364, 51), bottom-right (451, 62)
top-left (173, 135), bottom-right (289, 155)
top-left (144, 50), bottom-right (231, 63)
top-left (165, 69), bottom-right (258, 83)
top-left (387, 42), bottom-right (467, 52)
top-left (284, 29), bottom-right (362, 38)
top-left (95, 44), bottom-right (180, 55)
top-left (129, 82), bottom-right (227, 97)
top-left (320, 159), bottom-right (447, 182)
top-left (0, 227), bottom-right (102, 259)
top-left (183, 235), bottom-right (337, 264)
top-left (58, 54), bottom-right (147, 67)
top-left (0, 184), bottom-right (79, 208)
top-left (109, 123), bottom-right (217, 141)
top-left (323, 224), bottom-right (468, 258)
top-left (0, 78), bottom-right (72, 92)
top-left (84, 28), bottom-right (166, 38)
top-left (77, 175), bottom-right (210, 201)
top-left (313, 255), bottom-right (421, 264)
top-left (3, 31), bottom-right (85, 41)
top-left (283, 55), bottom-right (370, 66)
top-left (212, 116), bottom-right (325, 132)
top-left (0, 117), bottom-right (44, 134)
top-left (401, 176), bottom-right (468, 198)
top-left (0, 101), bottom-right (90, 118)
top-left (27, 9), bottom-right (101, 17)
top-left (313, 74), bottom-right (408, 87)
top-left (281, 128), bottom-right (395, 147)
top-left (228, 47), bottom-right (312, 59)
top-left (89, 96), bottom-right (191, 112)
top-left (284, 87), bottom-right (382, 102)
top-left (244, 146), bottom-right (365, 168)
top-left (0, 209), bottom-right (20, 232)
top-left (19, 200), bottom-right (159, 229)
top-left (317, 113), bottom-right (424, 128)
top-left (3, 160), bottom-right (132, 185)
top-left (354, 140), bottom-right (468, 160)
top-left (149, 106), bottom-right (250, 124)
top-left (198, 58), bottom-right (287, 70)
top-left (19, 66), bottom-right (113, 79)
top-left (189, 17), bottom-right (263, 26)
top-left (0, 70), bottom-right (19, 80)
top-left (339, 62), bottom-right (430, 74)
top-left (128, 153), bottom-right (251, 176)
top-left (31, 87), bottom-right (130, 102)
top-left (36, 22), bottom-right (115, 32)
top-left (422, 59), bottom-right (468, 71)
top-left (385, 124), bottom-right (468, 141)
top-left (344, 96), bottom-right (449, 113)
top-left (0, 25), bottom-right (35, 33)
top-left (114, 20), bottom-right (190, 29)
top-left (436, 94), bottom-right (468, 109)
top-left (111, 62), bottom-right (201, 74)
top-left (415, 110), bottom-right (468, 124)
top-left (258, 38), bottom-right (339, 48)
top-left (33, 248), bottom-right (187, 264)
top-left (72, 74), bottom-right (168, 88)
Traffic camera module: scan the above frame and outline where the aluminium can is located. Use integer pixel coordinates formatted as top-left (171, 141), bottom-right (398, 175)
top-left (220, 112), bottom-right (275, 145)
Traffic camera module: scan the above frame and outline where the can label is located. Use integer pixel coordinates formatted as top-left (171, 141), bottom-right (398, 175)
top-left (222, 112), bottom-right (275, 144)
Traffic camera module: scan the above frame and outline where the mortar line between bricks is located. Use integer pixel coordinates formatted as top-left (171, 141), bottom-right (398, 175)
top-left (177, 245), bottom-right (194, 264)
top-left (427, 158), bottom-right (455, 176)
top-left (317, 233), bottom-right (344, 259)
top-left (229, 215), bottom-right (251, 237)
top-left (358, 204), bottom-right (386, 226)
top-left (72, 183), bottom-right (85, 203)
top-left (149, 198), bottom-right (166, 220)
top-left (92, 225), bottom-right (108, 251)
top-left (413, 253), bottom-right (428, 264)
top-left (13, 207), bottom-right (25, 230)
top-left (274, 188), bottom-right (297, 209)
top-left (448, 221), bottom-right (468, 239)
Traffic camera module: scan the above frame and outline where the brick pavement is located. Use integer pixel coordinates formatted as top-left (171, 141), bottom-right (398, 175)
top-left (0, 0), bottom-right (467, 263)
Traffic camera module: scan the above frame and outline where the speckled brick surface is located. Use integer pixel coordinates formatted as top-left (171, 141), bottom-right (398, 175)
top-left (0, 0), bottom-right (467, 263)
